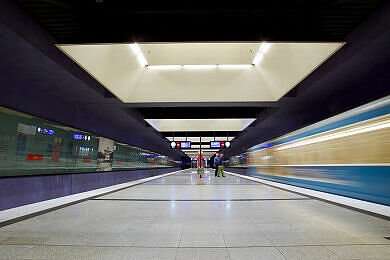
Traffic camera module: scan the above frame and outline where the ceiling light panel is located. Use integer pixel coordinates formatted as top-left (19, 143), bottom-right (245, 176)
top-left (183, 65), bottom-right (217, 69)
top-left (218, 64), bottom-right (254, 69)
top-left (166, 137), bottom-right (187, 141)
top-left (148, 64), bottom-right (254, 69)
top-left (187, 137), bottom-right (200, 142)
top-left (57, 42), bottom-right (344, 103)
top-left (166, 137), bottom-right (235, 142)
top-left (147, 65), bottom-right (182, 70)
top-left (199, 137), bottom-right (216, 142)
top-left (182, 149), bottom-right (219, 152)
top-left (145, 119), bottom-right (256, 132)
top-left (215, 136), bottom-right (235, 141)
top-left (139, 43), bottom-right (260, 65)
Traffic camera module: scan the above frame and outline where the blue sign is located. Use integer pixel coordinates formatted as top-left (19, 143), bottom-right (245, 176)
top-left (210, 141), bottom-right (221, 148)
top-left (180, 142), bottom-right (191, 149)
top-left (170, 141), bottom-right (191, 149)
top-left (210, 141), bottom-right (231, 149)
top-left (48, 130), bottom-right (54, 135)
top-left (73, 134), bottom-right (83, 140)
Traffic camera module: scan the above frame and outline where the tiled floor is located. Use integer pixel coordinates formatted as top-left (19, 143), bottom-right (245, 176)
top-left (1, 169), bottom-right (390, 259)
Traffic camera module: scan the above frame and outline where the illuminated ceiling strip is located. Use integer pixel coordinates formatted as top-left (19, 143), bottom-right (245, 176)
top-left (131, 42), bottom-right (270, 68)
top-left (218, 64), bottom-right (253, 69)
top-left (148, 65), bottom-right (182, 70)
top-left (146, 118), bottom-right (256, 132)
top-left (276, 120), bottom-right (390, 151)
top-left (184, 65), bottom-right (217, 69)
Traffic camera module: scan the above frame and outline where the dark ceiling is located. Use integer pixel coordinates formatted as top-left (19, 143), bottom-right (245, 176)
top-left (2, 0), bottom-right (390, 159)
top-left (12, 0), bottom-right (385, 43)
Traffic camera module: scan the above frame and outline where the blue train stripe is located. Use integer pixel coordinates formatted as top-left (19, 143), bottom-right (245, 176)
top-left (249, 165), bottom-right (390, 206)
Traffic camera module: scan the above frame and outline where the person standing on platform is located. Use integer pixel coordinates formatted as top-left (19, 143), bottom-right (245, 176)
top-left (217, 153), bottom-right (225, 177)
top-left (214, 153), bottom-right (220, 177)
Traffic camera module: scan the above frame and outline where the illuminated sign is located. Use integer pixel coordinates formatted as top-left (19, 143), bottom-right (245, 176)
top-left (73, 134), bottom-right (83, 140)
top-left (209, 141), bottom-right (231, 149)
top-left (73, 134), bottom-right (91, 141)
top-left (181, 141), bottom-right (191, 149)
top-left (37, 127), bottom-right (54, 135)
top-left (170, 141), bottom-right (191, 149)
top-left (210, 141), bottom-right (221, 148)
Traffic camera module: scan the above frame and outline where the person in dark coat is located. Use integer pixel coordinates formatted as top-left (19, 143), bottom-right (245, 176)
top-left (214, 153), bottom-right (220, 177)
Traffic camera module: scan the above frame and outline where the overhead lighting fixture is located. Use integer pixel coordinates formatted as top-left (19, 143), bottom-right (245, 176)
top-left (147, 64), bottom-right (253, 70)
top-left (183, 65), bottom-right (217, 69)
top-left (130, 43), bottom-right (148, 66)
top-left (147, 65), bottom-right (182, 70)
top-left (145, 118), bottom-right (256, 132)
top-left (252, 42), bottom-right (271, 65)
top-left (129, 42), bottom-right (270, 69)
top-left (218, 64), bottom-right (254, 69)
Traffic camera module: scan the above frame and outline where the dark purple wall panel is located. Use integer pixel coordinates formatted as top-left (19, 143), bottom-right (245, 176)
top-left (0, 168), bottom-right (179, 211)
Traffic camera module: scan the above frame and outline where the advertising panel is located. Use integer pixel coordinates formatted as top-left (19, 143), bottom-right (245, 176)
top-left (97, 137), bottom-right (114, 171)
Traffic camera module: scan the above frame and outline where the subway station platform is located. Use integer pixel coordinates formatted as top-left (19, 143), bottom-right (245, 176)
top-left (1, 169), bottom-right (390, 259)
top-left (2, 0), bottom-right (390, 259)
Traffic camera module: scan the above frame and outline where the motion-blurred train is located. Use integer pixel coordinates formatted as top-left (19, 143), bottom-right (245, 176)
top-left (244, 96), bottom-right (390, 205)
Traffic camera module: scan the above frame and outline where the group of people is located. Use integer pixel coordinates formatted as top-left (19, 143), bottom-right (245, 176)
top-left (214, 153), bottom-right (225, 177)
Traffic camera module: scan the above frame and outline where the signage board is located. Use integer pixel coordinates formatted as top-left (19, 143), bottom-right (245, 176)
top-left (209, 141), bottom-right (231, 149)
top-left (170, 141), bottom-right (192, 149)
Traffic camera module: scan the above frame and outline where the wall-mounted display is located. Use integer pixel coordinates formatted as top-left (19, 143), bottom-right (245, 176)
top-left (210, 141), bottom-right (231, 149)
top-left (170, 141), bottom-right (191, 149)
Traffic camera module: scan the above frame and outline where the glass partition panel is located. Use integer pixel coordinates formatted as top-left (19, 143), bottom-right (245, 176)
top-left (0, 106), bottom-right (176, 177)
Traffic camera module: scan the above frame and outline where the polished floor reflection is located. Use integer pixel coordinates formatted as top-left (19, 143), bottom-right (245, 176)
top-left (1, 169), bottom-right (390, 259)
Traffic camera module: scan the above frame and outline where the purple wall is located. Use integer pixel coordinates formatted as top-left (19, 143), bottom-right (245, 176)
top-left (0, 168), bottom-right (179, 211)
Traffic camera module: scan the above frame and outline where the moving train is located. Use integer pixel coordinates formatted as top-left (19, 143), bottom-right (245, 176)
top-left (246, 96), bottom-right (390, 205)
